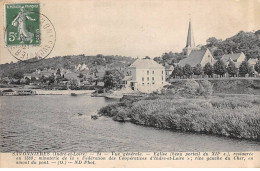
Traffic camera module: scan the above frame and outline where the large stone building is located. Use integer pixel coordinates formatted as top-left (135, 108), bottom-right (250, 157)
top-left (179, 48), bottom-right (215, 67)
top-left (182, 19), bottom-right (200, 56)
top-left (123, 58), bottom-right (166, 93)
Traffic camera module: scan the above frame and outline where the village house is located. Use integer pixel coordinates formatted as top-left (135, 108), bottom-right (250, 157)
top-left (248, 58), bottom-right (259, 68)
top-left (165, 65), bottom-right (174, 79)
top-left (221, 52), bottom-right (246, 68)
top-left (123, 58), bottom-right (166, 93)
top-left (179, 48), bottom-right (215, 67)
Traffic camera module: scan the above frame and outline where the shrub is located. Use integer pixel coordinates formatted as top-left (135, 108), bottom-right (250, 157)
top-left (198, 80), bottom-right (213, 96)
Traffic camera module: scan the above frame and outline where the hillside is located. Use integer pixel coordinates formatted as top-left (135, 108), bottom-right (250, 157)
top-left (0, 54), bottom-right (135, 78)
top-left (205, 30), bottom-right (260, 60)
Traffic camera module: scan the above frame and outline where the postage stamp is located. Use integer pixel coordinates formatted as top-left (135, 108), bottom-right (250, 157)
top-left (5, 3), bottom-right (40, 46)
top-left (4, 3), bottom-right (56, 63)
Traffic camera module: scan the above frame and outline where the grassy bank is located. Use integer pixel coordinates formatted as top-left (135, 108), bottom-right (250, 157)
top-left (98, 95), bottom-right (260, 141)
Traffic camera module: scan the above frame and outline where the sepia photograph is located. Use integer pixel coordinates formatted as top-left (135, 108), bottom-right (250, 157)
top-left (0, 0), bottom-right (260, 168)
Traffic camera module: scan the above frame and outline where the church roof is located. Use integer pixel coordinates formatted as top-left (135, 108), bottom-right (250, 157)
top-left (179, 49), bottom-right (208, 67)
top-left (129, 58), bottom-right (164, 69)
top-left (221, 52), bottom-right (244, 63)
top-left (185, 19), bottom-right (195, 48)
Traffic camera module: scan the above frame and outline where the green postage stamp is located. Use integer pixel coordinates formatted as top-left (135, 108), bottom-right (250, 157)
top-left (5, 3), bottom-right (40, 46)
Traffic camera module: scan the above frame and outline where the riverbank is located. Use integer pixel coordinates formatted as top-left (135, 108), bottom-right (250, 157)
top-left (0, 88), bottom-right (95, 95)
top-left (98, 94), bottom-right (260, 141)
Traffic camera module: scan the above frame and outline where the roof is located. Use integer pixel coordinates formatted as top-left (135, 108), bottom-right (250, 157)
top-left (221, 52), bottom-right (244, 63)
top-left (123, 76), bottom-right (133, 81)
top-left (178, 49), bottom-right (207, 67)
top-left (248, 58), bottom-right (258, 65)
top-left (129, 58), bottom-right (164, 69)
top-left (165, 65), bottom-right (174, 70)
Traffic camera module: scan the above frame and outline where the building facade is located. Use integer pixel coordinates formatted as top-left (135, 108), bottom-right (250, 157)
top-left (124, 58), bottom-right (166, 93)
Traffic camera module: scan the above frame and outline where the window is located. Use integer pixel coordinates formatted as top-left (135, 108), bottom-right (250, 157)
top-left (152, 71), bottom-right (154, 74)
top-left (162, 71), bottom-right (164, 74)
top-left (142, 83), bottom-right (144, 86)
top-left (152, 77), bottom-right (154, 81)
top-left (147, 82), bottom-right (149, 85)
top-left (147, 70), bottom-right (149, 75)
top-left (147, 77), bottom-right (149, 81)
top-left (152, 82), bottom-right (155, 84)
top-left (166, 72), bottom-right (168, 75)
top-left (142, 77), bottom-right (144, 81)
top-left (162, 76), bottom-right (164, 81)
top-left (129, 71), bottom-right (131, 75)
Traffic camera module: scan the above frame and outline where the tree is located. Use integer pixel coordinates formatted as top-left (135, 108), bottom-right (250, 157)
top-left (103, 69), bottom-right (124, 90)
top-left (13, 70), bottom-right (24, 79)
top-left (248, 66), bottom-right (255, 77)
top-left (171, 65), bottom-right (183, 78)
top-left (227, 61), bottom-right (237, 77)
top-left (239, 61), bottom-right (250, 77)
top-left (255, 61), bottom-right (260, 73)
top-left (144, 56), bottom-right (151, 59)
top-left (183, 64), bottom-right (193, 78)
top-left (213, 59), bottom-right (227, 77)
top-left (203, 62), bottom-right (213, 77)
top-left (78, 73), bottom-right (84, 78)
top-left (56, 68), bottom-right (61, 76)
top-left (193, 64), bottom-right (203, 76)
top-left (206, 37), bottom-right (219, 47)
top-left (153, 57), bottom-right (162, 64)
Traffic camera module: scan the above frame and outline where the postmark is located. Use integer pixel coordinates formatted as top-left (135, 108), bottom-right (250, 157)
top-left (5, 3), bottom-right (56, 63)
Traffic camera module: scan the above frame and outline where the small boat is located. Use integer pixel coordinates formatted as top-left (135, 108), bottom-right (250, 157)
top-left (77, 113), bottom-right (83, 116)
top-left (91, 115), bottom-right (99, 120)
top-left (71, 93), bottom-right (77, 96)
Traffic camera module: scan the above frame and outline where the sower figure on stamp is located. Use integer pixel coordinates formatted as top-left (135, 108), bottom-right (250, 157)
top-left (11, 7), bottom-right (36, 44)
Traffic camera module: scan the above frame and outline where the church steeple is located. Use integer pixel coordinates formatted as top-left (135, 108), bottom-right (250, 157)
top-left (183, 19), bottom-right (199, 56)
top-left (186, 19), bottom-right (195, 48)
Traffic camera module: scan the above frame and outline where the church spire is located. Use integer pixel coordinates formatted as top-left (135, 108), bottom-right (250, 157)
top-left (186, 19), bottom-right (195, 48)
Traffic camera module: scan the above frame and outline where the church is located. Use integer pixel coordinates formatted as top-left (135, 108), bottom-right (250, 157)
top-left (179, 20), bottom-right (215, 67)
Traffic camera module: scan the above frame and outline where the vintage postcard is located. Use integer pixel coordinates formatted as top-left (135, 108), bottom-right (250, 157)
top-left (0, 0), bottom-right (260, 168)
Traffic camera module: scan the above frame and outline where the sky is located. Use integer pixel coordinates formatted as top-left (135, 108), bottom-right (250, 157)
top-left (1, 0), bottom-right (260, 64)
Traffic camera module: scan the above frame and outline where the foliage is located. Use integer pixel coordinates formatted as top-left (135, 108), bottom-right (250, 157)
top-left (183, 64), bottom-right (193, 78)
top-left (171, 65), bottom-right (183, 78)
top-left (255, 61), bottom-right (260, 73)
top-left (0, 54), bottom-right (134, 78)
top-left (239, 61), bottom-right (250, 77)
top-left (213, 59), bottom-right (227, 77)
top-left (103, 69), bottom-right (124, 90)
top-left (203, 62), bottom-right (213, 77)
top-left (204, 31), bottom-right (260, 60)
top-left (227, 61), bottom-right (237, 77)
top-left (99, 95), bottom-right (260, 141)
top-left (193, 64), bottom-right (203, 76)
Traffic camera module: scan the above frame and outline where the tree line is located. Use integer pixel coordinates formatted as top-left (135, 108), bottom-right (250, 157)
top-left (171, 60), bottom-right (260, 79)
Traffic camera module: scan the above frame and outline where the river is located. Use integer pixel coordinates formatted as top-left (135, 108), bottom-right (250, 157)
top-left (0, 95), bottom-right (260, 152)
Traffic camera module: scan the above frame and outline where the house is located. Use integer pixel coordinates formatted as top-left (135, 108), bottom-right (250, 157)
top-left (248, 58), bottom-right (259, 68)
top-left (75, 63), bottom-right (89, 71)
top-left (182, 19), bottom-right (201, 56)
top-left (124, 58), bottom-right (166, 93)
top-left (165, 65), bottom-right (174, 79)
top-left (221, 52), bottom-right (246, 68)
top-left (178, 48), bottom-right (215, 67)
